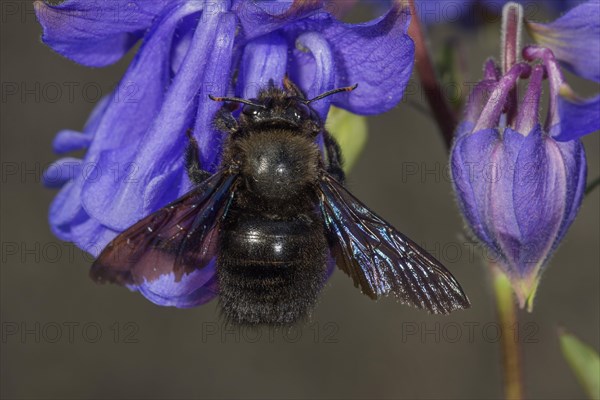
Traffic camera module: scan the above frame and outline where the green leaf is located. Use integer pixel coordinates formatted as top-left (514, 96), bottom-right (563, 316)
top-left (325, 106), bottom-right (368, 174)
top-left (559, 329), bottom-right (600, 400)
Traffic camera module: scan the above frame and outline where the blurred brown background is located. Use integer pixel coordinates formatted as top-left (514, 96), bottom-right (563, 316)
top-left (1, 1), bottom-right (598, 399)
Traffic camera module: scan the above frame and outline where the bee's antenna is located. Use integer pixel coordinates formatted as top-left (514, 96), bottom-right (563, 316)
top-left (305, 84), bottom-right (358, 104)
top-left (208, 94), bottom-right (267, 109)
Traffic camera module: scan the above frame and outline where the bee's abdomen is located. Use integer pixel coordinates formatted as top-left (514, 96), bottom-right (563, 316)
top-left (217, 211), bottom-right (328, 325)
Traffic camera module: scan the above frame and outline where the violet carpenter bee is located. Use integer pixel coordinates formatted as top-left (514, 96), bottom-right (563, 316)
top-left (91, 78), bottom-right (470, 325)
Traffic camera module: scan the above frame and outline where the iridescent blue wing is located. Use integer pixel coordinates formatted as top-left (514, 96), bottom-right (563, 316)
top-left (90, 171), bottom-right (238, 286)
top-left (318, 173), bottom-right (470, 314)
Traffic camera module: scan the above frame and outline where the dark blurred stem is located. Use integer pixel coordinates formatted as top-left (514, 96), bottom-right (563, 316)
top-left (501, 3), bottom-right (523, 126)
top-left (585, 176), bottom-right (600, 196)
top-left (491, 264), bottom-right (524, 400)
top-left (406, 0), bottom-right (457, 150)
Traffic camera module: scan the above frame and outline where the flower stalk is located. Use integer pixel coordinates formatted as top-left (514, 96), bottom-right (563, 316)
top-left (406, 0), bottom-right (457, 149)
top-left (492, 264), bottom-right (524, 400)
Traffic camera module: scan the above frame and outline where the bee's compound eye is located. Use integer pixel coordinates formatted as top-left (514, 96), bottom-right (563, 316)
top-left (290, 103), bottom-right (310, 121)
top-left (242, 104), bottom-right (262, 117)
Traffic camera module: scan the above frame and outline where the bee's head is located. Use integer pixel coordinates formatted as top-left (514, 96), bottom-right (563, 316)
top-left (209, 79), bottom-right (357, 134)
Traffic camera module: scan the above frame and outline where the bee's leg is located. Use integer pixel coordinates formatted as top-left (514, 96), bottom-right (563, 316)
top-left (214, 106), bottom-right (239, 134)
top-left (185, 130), bottom-right (211, 185)
top-left (322, 129), bottom-right (346, 184)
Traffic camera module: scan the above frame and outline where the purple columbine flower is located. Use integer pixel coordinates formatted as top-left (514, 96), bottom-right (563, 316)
top-left (451, 0), bottom-right (599, 310)
top-left (36, 0), bottom-right (415, 307)
top-left (451, 48), bottom-right (598, 309)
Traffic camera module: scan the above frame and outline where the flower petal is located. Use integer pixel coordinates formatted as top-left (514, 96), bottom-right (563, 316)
top-left (91, 3), bottom-right (203, 151)
top-left (484, 127), bottom-right (525, 274)
top-left (48, 167), bottom-right (119, 251)
top-left (551, 139), bottom-right (587, 254)
top-left (53, 130), bottom-right (93, 154)
top-left (511, 126), bottom-right (566, 278)
top-left (522, 45), bottom-right (598, 137)
top-left (236, 32), bottom-right (289, 100)
top-left (48, 180), bottom-right (86, 241)
top-left (515, 65), bottom-right (544, 135)
top-left (453, 120), bottom-right (475, 140)
top-left (451, 127), bottom-right (502, 253)
top-left (41, 1), bottom-right (211, 258)
top-left (315, 4), bottom-right (415, 114)
top-left (192, 16), bottom-right (239, 175)
top-left (52, 95), bottom-right (112, 154)
top-left (82, 11), bottom-right (237, 230)
top-left (473, 63), bottom-right (531, 131)
top-left (70, 216), bottom-right (119, 256)
top-left (458, 59), bottom-right (500, 128)
top-left (43, 157), bottom-right (82, 188)
top-left (137, 262), bottom-right (218, 308)
top-left (527, 1), bottom-right (600, 82)
top-left (552, 94), bottom-right (600, 141)
top-left (34, 0), bottom-right (173, 66)
top-left (234, 0), bottom-right (325, 40)
top-left (80, 144), bottom-right (149, 231)
top-left (294, 31), bottom-right (335, 118)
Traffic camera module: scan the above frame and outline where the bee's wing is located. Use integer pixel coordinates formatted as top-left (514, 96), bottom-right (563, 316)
top-left (318, 173), bottom-right (470, 314)
top-left (90, 171), bottom-right (238, 286)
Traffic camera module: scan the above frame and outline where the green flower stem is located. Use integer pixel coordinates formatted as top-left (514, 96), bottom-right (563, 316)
top-left (492, 264), bottom-right (524, 400)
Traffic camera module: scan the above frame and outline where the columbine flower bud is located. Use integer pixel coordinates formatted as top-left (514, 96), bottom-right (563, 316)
top-left (451, 56), bottom-right (591, 310)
